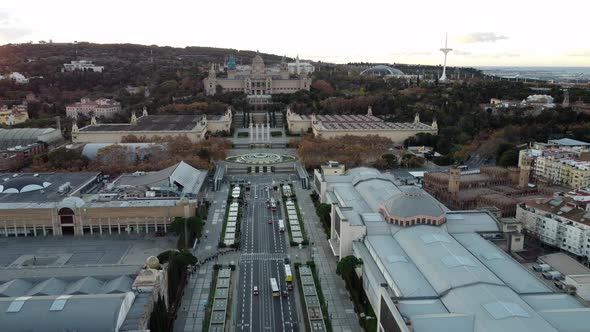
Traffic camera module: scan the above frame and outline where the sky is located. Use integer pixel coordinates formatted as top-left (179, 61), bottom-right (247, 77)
top-left (1, 0), bottom-right (589, 67)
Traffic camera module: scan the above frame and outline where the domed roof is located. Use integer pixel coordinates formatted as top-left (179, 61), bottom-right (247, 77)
top-left (360, 65), bottom-right (405, 77)
top-left (383, 186), bottom-right (446, 218)
top-left (0, 176), bottom-right (51, 193)
top-left (252, 53), bottom-right (265, 74)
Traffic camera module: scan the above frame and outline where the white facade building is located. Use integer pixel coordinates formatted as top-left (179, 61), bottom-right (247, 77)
top-left (7, 72), bottom-right (29, 84)
top-left (66, 98), bottom-right (122, 118)
top-left (63, 60), bottom-right (104, 73)
top-left (517, 198), bottom-right (590, 260)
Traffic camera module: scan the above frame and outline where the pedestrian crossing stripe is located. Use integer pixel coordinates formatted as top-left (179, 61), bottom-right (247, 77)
top-left (239, 253), bottom-right (286, 261)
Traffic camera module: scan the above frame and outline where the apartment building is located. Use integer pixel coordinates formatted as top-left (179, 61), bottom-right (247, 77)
top-left (517, 197), bottom-right (590, 260)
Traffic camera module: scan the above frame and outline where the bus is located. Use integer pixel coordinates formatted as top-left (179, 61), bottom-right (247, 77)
top-left (278, 219), bottom-right (285, 232)
top-left (284, 264), bottom-right (292, 283)
top-left (270, 198), bottom-right (277, 211)
top-left (270, 278), bottom-right (280, 297)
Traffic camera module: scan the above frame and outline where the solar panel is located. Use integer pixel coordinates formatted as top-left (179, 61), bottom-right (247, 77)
top-left (6, 296), bottom-right (31, 313)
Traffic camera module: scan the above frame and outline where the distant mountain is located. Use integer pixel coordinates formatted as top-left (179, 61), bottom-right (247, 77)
top-left (0, 42), bottom-right (289, 76)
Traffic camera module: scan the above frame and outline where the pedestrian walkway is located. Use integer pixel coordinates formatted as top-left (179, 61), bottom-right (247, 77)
top-left (174, 186), bottom-right (231, 332)
top-left (175, 261), bottom-right (214, 332)
top-left (294, 183), bottom-right (363, 332)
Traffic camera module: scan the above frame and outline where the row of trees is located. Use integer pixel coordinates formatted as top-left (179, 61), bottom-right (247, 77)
top-left (294, 134), bottom-right (392, 170)
top-left (31, 135), bottom-right (231, 174)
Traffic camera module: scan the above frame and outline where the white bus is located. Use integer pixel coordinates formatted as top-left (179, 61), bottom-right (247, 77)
top-left (270, 278), bottom-right (280, 297)
top-left (270, 198), bottom-right (277, 211)
top-left (284, 264), bottom-right (292, 283)
top-left (278, 219), bottom-right (285, 232)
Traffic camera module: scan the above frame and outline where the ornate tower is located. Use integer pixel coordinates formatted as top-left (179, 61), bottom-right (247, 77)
top-left (142, 106), bottom-right (148, 117)
top-left (414, 113), bottom-right (420, 124)
top-left (90, 115), bottom-right (97, 125)
top-left (439, 33), bottom-right (453, 82)
top-left (367, 106), bottom-right (373, 116)
top-left (71, 121), bottom-right (79, 140)
top-left (130, 112), bottom-right (137, 125)
top-left (448, 167), bottom-right (461, 196)
top-left (518, 155), bottom-right (532, 188)
top-left (431, 118), bottom-right (438, 131)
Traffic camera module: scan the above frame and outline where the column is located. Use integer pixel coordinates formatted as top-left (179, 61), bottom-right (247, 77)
top-left (249, 123), bottom-right (253, 142)
top-left (255, 124), bottom-right (259, 142)
top-left (267, 123), bottom-right (271, 141)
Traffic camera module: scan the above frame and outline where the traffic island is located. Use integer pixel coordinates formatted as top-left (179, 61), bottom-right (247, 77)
top-left (295, 263), bottom-right (331, 332)
top-left (203, 266), bottom-right (232, 332)
top-left (219, 185), bottom-right (242, 249)
top-left (281, 183), bottom-right (309, 246)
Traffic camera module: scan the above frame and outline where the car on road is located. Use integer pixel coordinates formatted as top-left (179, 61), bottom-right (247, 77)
top-left (253, 286), bottom-right (259, 295)
top-left (282, 290), bottom-right (288, 298)
top-left (284, 257), bottom-right (290, 264)
top-left (287, 284), bottom-right (293, 291)
top-left (268, 219), bottom-right (272, 224)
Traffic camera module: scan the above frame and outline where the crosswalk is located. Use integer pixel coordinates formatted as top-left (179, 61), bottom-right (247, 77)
top-left (240, 253), bottom-right (286, 261)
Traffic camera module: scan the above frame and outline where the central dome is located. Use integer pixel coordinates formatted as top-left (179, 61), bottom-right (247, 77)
top-left (384, 186), bottom-right (446, 218)
top-left (252, 54), bottom-right (265, 74)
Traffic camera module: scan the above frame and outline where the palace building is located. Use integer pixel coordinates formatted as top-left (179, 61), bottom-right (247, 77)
top-left (66, 98), bottom-right (122, 119)
top-left (203, 53), bottom-right (311, 96)
top-left (72, 107), bottom-right (232, 143)
top-left (287, 106), bottom-right (438, 142)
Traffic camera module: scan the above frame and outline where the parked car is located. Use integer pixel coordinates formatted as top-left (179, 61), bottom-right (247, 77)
top-left (284, 257), bottom-right (290, 264)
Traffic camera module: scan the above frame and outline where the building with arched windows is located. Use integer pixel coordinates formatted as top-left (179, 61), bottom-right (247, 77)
top-left (0, 161), bottom-right (204, 237)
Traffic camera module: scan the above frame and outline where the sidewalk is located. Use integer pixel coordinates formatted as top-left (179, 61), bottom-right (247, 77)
top-left (173, 186), bottom-right (229, 332)
top-left (294, 183), bottom-right (362, 332)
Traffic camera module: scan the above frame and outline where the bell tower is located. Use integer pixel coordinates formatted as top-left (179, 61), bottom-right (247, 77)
top-left (448, 167), bottom-right (461, 196)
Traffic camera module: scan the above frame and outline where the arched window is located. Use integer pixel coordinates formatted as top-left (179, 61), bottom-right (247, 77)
top-left (58, 207), bottom-right (75, 225)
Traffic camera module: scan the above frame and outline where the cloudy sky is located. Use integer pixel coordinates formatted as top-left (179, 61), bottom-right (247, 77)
top-left (1, 0), bottom-right (589, 67)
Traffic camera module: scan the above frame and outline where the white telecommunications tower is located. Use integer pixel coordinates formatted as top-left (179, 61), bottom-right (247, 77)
top-left (439, 33), bottom-right (453, 82)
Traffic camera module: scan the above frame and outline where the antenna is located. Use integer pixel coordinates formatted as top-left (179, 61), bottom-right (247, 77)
top-left (439, 33), bottom-right (453, 82)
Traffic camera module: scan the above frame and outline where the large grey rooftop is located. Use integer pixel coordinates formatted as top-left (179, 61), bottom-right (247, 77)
top-left (0, 292), bottom-right (134, 332)
top-left (358, 223), bottom-right (590, 332)
top-left (0, 172), bottom-right (98, 205)
top-left (115, 161), bottom-right (206, 196)
top-left (80, 114), bottom-right (203, 132)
